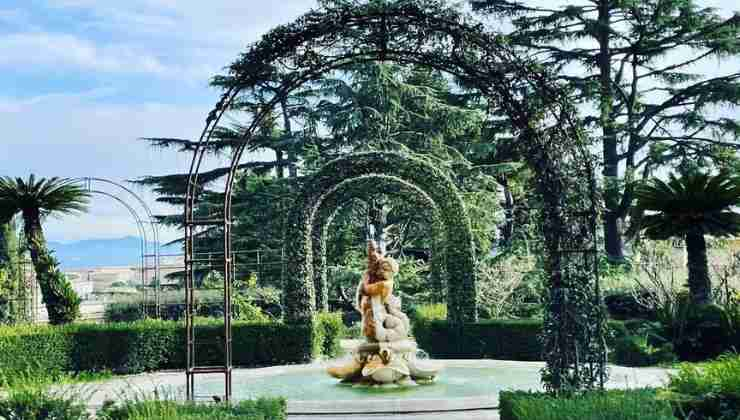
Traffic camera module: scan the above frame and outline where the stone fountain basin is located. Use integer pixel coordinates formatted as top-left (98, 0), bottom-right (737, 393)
top-left (71, 359), bottom-right (671, 415)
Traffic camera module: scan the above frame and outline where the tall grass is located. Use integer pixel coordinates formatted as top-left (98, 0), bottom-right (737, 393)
top-left (500, 389), bottom-right (676, 420)
top-left (99, 398), bottom-right (287, 420)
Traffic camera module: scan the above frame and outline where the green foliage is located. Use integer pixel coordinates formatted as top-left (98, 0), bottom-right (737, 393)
top-left (412, 318), bottom-right (544, 361)
top-left (499, 389), bottom-right (675, 420)
top-left (314, 312), bottom-right (344, 358)
top-left (149, 0), bottom-right (602, 392)
top-left (634, 170), bottom-right (740, 305)
top-left (0, 320), bottom-right (333, 386)
top-left (105, 302), bottom-right (146, 323)
top-left (283, 152), bottom-right (478, 324)
top-left (0, 220), bottom-right (26, 324)
top-left (634, 171), bottom-right (740, 241)
top-left (612, 334), bottom-right (676, 367)
top-left (232, 281), bottom-right (271, 323)
top-left (0, 176), bottom-right (89, 325)
top-left (99, 398), bottom-right (286, 420)
top-left (35, 249), bottom-right (80, 325)
top-left (412, 307), bottom-right (627, 363)
top-left (412, 303), bottom-right (447, 323)
top-left (662, 354), bottom-right (740, 420)
top-left (0, 388), bottom-right (90, 420)
top-left (671, 303), bottom-right (733, 362)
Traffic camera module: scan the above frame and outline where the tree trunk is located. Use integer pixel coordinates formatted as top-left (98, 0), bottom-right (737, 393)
top-left (598, 0), bottom-right (625, 263)
top-left (22, 208), bottom-right (44, 267)
top-left (22, 208), bottom-right (80, 324)
top-left (499, 177), bottom-right (514, 247)
top-left (685, 231), bottom-right (712, 304)
top-left (0, 223), bottom-right (10, 268)
top-left (279, 98), bottom-right (298, 179)
top-left (275, 149), bottom-right (285, 179)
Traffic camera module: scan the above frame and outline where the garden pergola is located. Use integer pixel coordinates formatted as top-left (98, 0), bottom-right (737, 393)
top-left (184, 0), bottom-right (604, 401)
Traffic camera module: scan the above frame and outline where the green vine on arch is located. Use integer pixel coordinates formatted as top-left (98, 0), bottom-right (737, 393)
top-left (283, 152), bottom-right (476, 324)
top-left (204, 0), bottom-right (606, 392)
top-left (310, 174), bottom-right (447, 311)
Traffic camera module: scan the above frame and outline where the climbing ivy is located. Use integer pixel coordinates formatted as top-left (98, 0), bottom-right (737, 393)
top-left (202, 0), bottom-right (604, 392)
top-left (284, 152), bottom-right (476, 324)
top-left (310, 174), bottom-right (446, 311)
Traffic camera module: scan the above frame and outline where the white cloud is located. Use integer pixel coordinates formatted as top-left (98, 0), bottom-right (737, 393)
top-left (0, 90), bottom-right (213, 242)
top-left (0, 32), bottom-right (171, 75)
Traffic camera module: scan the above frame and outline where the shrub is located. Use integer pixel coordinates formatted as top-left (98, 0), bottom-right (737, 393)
top-left (605, 291), bottom-right (656, 320)
top-left (105, 302), bottom-right (146, 323)
top-left (0, 319), bottom-right (328, 385)
top-left (662, 353), bottom-right (740, 420)
top-left (412, 306), bottom-right (627, 361)
top-left (500, 389), bottom-right (675, 420)
top-left (0, 324), bottom-right (73, 386)
top-left (99, 398), bottom-right (286, 420)
top-left (0, 388), bottom-right (89, 420)
top-left (36, 251), bottom-right (80, 325)
top-left (413, 318), bottom-right (543, 360)
top-left (314, 312), bottom-right (344, 358)
top-left (612, 334), bottom-right (676, 367)
top-left (611, 320), bottom-right (676, 366)
top-left (671, 303), bottom-right (732, 362)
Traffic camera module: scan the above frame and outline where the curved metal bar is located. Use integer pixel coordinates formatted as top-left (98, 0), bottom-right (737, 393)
top-left (64, 177), bottom-right (161, 316)
top-left (184, 2), bottom-right (603, 399)
top-left (88, 189), bottom-right (149, 290)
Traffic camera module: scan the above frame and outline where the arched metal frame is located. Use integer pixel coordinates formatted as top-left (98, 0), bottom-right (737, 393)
top-left (184, 1), bottom-right (603, 400)
top-left (284, 158), bottom-right (475, 324)
top-left (311, 175), bottom-right (444, 312)
top-left (70, 178), bottom-right (161, 317)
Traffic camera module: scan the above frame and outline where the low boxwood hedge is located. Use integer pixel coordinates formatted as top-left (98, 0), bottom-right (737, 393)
top-left (0, 315), bottom-right (340, 386)
top-left (411, 308), bottom-right (627, 361)
top-left (500, 389), bottom-right (675, 420)
top-left (414, 318), bottom-right (545, 360)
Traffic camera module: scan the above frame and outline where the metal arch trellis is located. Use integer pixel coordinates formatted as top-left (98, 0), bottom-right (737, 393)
top-left (18, 177), bottom-right (162, 322)
top-left (70, 178), bottom-right (162, 318)
top-left (184, 0), bottom-right (604, 401)
top-left (311, 174), bottom-right (446, 312)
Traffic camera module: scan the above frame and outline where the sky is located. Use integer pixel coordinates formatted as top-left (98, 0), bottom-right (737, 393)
top-left (1, 0), bottom-right (738, 243)
top-left (0, 0), bottom-right (316, 242)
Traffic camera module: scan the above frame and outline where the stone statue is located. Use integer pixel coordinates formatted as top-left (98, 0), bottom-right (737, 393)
top-left (327, 241), bottom-right (443, 385)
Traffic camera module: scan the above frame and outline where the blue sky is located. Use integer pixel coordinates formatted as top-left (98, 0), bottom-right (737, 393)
top-left (0, 0), bottom-right (316, 242)
top-left (1, 0), bottom-right (738, 242)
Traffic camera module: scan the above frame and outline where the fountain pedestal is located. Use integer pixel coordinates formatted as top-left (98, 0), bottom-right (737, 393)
top-left (328, 339), bottom-right (443, 385)
top-left (327, 241), bottom-right (443, 386)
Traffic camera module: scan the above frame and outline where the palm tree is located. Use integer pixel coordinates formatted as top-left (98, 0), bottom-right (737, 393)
top-left (633, 170), bottom-right (740, 304)
top-left (0, 176), bottom-right (90, 324)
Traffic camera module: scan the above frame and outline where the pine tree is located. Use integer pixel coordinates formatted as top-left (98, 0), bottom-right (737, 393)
top-left (473, 0), bottom-right (740, 262)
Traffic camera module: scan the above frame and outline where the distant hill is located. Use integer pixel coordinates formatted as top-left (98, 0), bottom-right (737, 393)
top-left (48, 236), bottom-right (181, 269)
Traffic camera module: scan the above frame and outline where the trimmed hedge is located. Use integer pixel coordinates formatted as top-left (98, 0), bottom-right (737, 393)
top-left (412, 316), bottom-right (627, 361)
top-left (0, 317), bottom-right (339, 386)
top-left (99, 398), bottom-right (286, 420)
top-left (500, 389), bottom-right (675, 420)
top-left (414, 319), bottom-right (544, 360)
top-left (314, 311), bottom-right (344, 358)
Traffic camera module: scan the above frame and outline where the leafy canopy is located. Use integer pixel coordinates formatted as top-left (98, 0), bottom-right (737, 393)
top-left (634, 170), bottom-right (740, 240)
top-left (0, 176), bottom-right (90, 218)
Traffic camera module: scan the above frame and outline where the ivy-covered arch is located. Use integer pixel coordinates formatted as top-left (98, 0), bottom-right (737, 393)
top-left (284, 152), bottom-right (475, 324)
top-left (310, 173), bottom-right (447, 311)
top-left (187, 0), bottom-right (605, 393)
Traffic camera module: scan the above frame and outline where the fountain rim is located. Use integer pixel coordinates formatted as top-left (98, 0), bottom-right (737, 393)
top-left (79, 360), bottom-right (671, 415)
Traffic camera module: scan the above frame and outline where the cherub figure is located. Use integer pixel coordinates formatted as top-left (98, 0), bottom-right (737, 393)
top-left (355, 241), bottom-right (409, 342)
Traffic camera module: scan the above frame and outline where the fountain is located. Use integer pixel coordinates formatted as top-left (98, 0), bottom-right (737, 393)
top-left (327, 241), bottom-right (443, 386)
